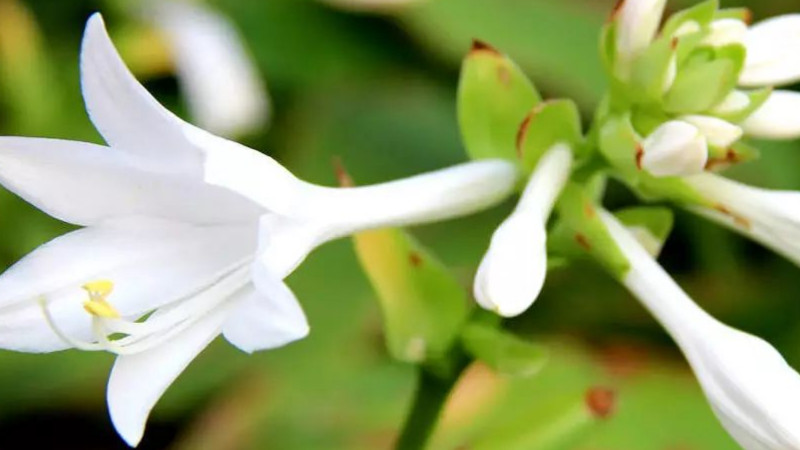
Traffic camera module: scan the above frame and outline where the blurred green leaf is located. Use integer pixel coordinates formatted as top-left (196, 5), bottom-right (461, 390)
top-left (353, 227), bottom-right (469, 365)
top-left (518, 99), bottom-right (582, 173)
top-left (461, 323), bottom-right (547, 378)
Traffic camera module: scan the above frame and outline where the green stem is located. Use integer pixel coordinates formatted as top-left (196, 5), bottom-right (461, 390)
top-left (394, 366), bottom-right (462, 450)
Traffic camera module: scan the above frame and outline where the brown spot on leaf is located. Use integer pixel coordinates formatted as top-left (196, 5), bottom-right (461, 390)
top-left (586, 387), bottom-right (616, 419)
top-left (408, 251), bottom-right (423, 267)
top-left (670, 36), bottom-right (679, 50)
top-left (575, 233), bottom-right (592, 251)
top-left (705, 148), bottom-right (741, 171)
top-left (470, 39), bottom-right (499, 55)
top-left (635, 144), bottom-right (644, 170)
top-left (584, 202), bottom-right (596, 219)
top-left (742, 8), bottom-right (753, 24)
top-left (497, 65), bottom-right (511, 86)
top-left (332, 156), bottom-right (354, 187)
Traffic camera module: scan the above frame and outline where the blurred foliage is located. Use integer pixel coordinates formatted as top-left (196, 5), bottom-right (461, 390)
top-left (0, 0), bottom-right (799, 449)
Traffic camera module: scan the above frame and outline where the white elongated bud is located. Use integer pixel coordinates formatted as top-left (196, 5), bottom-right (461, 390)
top-left (614, 0), bottom-right (668, 67)
top-left (680, 115), bottom-right (743, 148)
top-left (740, 14), bottom-right (800, 87)
top-left (742, 90), bottom-right (800, 139)
top-left (640, 121), bottom-right (708, 177)
top-left (601, 210), bottom-right (800, 450)
top-left (702, 18), bottom-right (748, 47)
top-left (474, 144), bottom-right (573, 317)
top-left (684, 173), bottom-right (800, 268)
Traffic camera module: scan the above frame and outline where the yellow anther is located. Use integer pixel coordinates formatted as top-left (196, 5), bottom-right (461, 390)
top-left (81, 280), bottom-right (119, 319)
top-left (82, 280), bottom-right (114, 298)
top-left (83, 299), bottom-right (120, 319)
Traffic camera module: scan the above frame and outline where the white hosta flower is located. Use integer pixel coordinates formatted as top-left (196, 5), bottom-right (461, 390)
top-left (741, 90), bottom-right (800, 140)
top-left (702, 18), bottom-right (748, 47)
top-left (683, 173), bottom-right (800, 268)
top-left (680, 115), bottom-right (743, 148)
top-left (641, 121), bottom-right (708, 177)
top-left (739, 14), bottom-right (800, 87)
top-left (0, 14), bottom-right (518, 447)
top-left (614, 0), bottom-right (667, 67)
top-left (601, 210), bottom-right (800, 450)
top-left (474, 144), bottom-right (573, 317)
top-left (142, 0), bottom-right (269, 137)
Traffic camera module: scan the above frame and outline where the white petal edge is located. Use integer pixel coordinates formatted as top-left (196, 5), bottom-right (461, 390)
top-left (0, 137), bottom-right (262, 226)
top-left (107, 303), bottom-right (231, 447)
top-left (740, 14), bottom-right (800, 87)
top-left (223, 276), bottom-right (309, 353)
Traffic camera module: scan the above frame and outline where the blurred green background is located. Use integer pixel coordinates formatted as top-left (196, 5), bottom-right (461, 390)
top-left (0, 0), bottom-right (799, 448)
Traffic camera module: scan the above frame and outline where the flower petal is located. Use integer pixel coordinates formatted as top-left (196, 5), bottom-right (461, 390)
top-left (741, 90), bottom-right (800, 139)
top-left (144, 1), bottom-right (269, 137)
top-left (0, 218), bottom-right (254, 352)
top-left (0, 137), bottom-right (262, 226)
top-left (81, 13), bottom-right (205, 175)
top-left (107, 303), bottom-right (230, 447)
top-left (740, 14), bottom-right (800, 87)
top-left (222, 277), bottom-right (309, 353)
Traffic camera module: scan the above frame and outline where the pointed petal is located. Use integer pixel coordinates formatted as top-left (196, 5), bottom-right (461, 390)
top-left (107, 304), bottom-right (230, 447)
top-left (741, 90), bottom-right (800, 139)
top-left (0, 218), bottom-right (254, 352)
top-left (81, 13), bottom-right (204, 175)
top-left (0, 137), bottom-right (262, 226)
top-left (222, 278), bottom-right (309, 353)
top-left (145, 1), bottom-right (269, 136)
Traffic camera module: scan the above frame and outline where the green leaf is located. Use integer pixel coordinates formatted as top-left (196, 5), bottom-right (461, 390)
top-left (461, 324), bottom-right (548, 378)
top-left (457, 41), bottom-right (541, 163)
top-left (555, 183), bottom-right (630, 278)
top-left (715, 7), bottom-right (751, 22)
top-left (353, 228), bottom-right (469, 365)
top-left (517, 99), bottom-right (582, 173)
top-left (661, 0), bottom-right (719, 38)
top-left (630, 35), bottom-right (678, 102)
top-left (598, 114), bottom-right (640, 178)
top-left (664, 58), bottom-right (736, 113)
top-left (706, 140), bottom-right (761, 171)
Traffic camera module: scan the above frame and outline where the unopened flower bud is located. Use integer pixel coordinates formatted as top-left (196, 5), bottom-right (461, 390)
top-left (640, 121), bottom-right (708, 177)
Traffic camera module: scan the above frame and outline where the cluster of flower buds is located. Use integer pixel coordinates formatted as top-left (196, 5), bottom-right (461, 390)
top-left (603, 0), bottom-right (800, 178)
top-left (457, 0), bottom-right (800, 448)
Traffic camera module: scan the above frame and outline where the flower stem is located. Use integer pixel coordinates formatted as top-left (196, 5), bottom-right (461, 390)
top-left (394, 365), bottom-right (463, 450)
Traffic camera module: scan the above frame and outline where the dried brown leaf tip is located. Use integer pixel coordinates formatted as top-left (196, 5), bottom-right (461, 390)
top-left (516, 113), bottom-right (534, 158)
top-left (742, 8), bottom-right (753, 25)
top-left (635, 144), bottom-right (644, 170)
top-left (470, 39), bottom-right (500, 55)
top-left (332, 156), bottom-right (354, 188)
top-left (705, 148), bottom-right (740, 171)
top-left (608, 0), bottom-right (626, 23)
top-left (586, 386), bottom-right (616, 419)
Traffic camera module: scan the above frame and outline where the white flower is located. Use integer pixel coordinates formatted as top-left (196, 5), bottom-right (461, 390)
top-left (640, 120), bottom-right (708, 177)
top-left (679, 115), bottom-right (743, 148)
top-left (741, 90), bottom-right (800, 140)
top-left (601, 210), bottom-right (800, 450)
top-left (0, 14), bottom-right (518, 447)
top-left (474, 143), bottom-right (573, 317)
top-left (739, 14), bottom-right (800, 87)
top-left (683, 173), bottom-right (800, 268)
top-left (613, 0), bottom-right (667, 68)
top-left (711, 90), bottom-right (751, 116)
top-left (141, 0), bottom-right (270, 137)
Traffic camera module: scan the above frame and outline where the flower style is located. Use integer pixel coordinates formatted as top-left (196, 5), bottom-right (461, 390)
top-left (474, 143), bottom-right (573, 317)
top-left (600, 209), bottom-right (800, 450)
top-left (0, 14), bottom-right (518, 447)
top-left (140, 0), bottom-right (270, 137)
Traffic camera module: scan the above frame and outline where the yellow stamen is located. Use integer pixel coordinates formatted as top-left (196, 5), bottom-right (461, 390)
top-left (81, 280), bottom-right (120, 319)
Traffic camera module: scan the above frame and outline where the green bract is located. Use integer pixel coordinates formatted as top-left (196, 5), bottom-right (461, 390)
top-left (457, 40), bottom-right (541, 163)
top-left (461, 323), bottom-right (547, 378)
top-left (353, 227), bottom-right (469, 366)
top-left (517, 99), bottom-right (582, 173)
